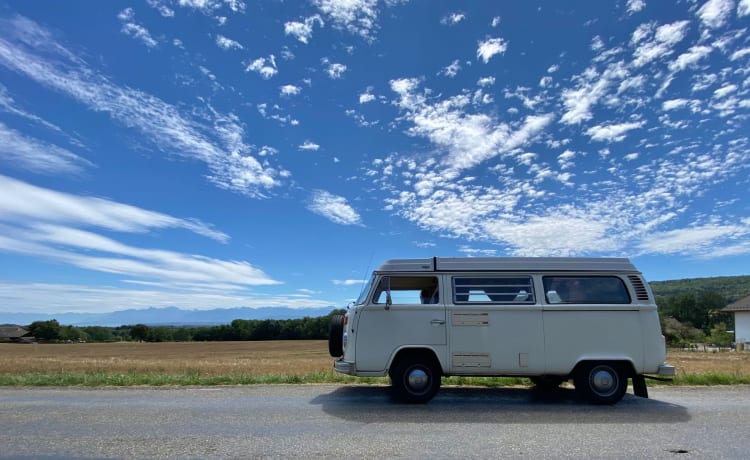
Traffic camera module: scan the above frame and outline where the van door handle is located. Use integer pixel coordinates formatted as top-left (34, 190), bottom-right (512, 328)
top-left (430, 319), bottom-right (446, 326)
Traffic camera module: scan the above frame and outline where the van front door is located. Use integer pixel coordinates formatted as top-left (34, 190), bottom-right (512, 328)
top-left (355, 275), bottom-right (446, 372)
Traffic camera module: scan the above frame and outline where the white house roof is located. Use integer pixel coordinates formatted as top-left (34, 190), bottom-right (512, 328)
top-left (723, 294), bottom-right (750, 312)
top-left (375, 257), bottom-right (639, 273)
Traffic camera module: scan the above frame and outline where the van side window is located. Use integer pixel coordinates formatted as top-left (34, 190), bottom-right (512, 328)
top-left (373, 276), bottom-right (439, 305)
top-left (543, 276), bottom-right (631, 304)
top-left (453, 276), bottom-right (535, 304)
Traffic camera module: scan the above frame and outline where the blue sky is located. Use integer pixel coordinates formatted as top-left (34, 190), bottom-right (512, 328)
top-left (1, 0), bottom-right (749, 315)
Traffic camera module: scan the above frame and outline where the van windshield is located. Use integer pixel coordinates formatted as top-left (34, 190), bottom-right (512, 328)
top-left (355, 275), bottom-right (376, 305)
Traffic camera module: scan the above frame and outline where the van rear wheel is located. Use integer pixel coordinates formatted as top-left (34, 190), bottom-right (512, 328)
top-left (390, 354), bottom-right (441, 404)
top-left (574, 362), bottom-right (627, 405)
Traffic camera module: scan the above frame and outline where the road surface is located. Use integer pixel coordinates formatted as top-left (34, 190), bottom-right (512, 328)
top-left (1, 385), bottom-right (748, 458)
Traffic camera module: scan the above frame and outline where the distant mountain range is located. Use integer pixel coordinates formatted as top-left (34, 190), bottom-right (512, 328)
top-left (3, 275), bottom-right (749, 328)
top-left (0, 306), bottom-right (339, 327)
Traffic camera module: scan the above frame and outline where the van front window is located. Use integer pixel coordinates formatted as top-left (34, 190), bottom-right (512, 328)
top-left (354, 275), bottom-right (376, 305)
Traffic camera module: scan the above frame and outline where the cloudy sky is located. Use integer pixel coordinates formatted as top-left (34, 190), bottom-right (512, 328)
top-left (1, 0), bottom-right (749, 315)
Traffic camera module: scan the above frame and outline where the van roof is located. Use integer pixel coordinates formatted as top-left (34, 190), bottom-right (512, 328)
top-left (375, 257), bottom-right (638, 273)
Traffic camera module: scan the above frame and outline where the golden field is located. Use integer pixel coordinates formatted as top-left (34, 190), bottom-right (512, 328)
top-left (0, 341), bottom-right (331, 376)
top-left (1, 341), bottom-right (749, 377)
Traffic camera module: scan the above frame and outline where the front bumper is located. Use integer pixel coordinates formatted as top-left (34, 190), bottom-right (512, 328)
top-left (334, 359), bottom-right (356, 375)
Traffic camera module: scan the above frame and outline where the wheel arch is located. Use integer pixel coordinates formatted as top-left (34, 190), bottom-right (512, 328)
top-left (387, 347), bottom-right (444, 377)
top-left (571, 357), bottom-right (637, 378)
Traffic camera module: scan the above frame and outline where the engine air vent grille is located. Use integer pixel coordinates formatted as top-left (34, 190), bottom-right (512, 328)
top-left (628, 275), bottom-right (650, 301)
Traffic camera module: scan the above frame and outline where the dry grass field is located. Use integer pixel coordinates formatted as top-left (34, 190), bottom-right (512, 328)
top-left (0, 341), bottom-right (332, 377)
top-left (1, 341), bottom-right (749, 379)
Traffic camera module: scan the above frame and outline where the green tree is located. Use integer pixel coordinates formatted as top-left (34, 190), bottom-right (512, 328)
top-left (28, 319), bottom-right (61, 341)
top-left (81, 326), bottom-right (115, 342)
top-left (130, 324), bottom-right (150, 342)
top-left (58, 326), bottom-right (88, 342)
top-left (707, 322), bottom-right (733, 348)
top-left (662, 317), bottom-right (705, 347)
top-left (146, 326), bottom-right (174, 342)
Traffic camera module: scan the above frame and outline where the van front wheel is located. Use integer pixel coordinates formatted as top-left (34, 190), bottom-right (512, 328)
top-left (574, 362), bottom-right (627, 405)
top-left (390, 355), bottom-right (441, 404)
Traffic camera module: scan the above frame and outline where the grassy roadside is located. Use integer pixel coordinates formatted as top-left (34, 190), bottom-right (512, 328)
top-left (1, 342), bottom-right (748, 387)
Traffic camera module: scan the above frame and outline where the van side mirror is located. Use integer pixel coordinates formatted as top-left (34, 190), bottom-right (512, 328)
top-left (383, 276), bottom-right (391, 310)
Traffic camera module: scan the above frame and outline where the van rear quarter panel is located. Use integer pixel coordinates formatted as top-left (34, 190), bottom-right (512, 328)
top-left (543, 308), bottom-right (644, 375)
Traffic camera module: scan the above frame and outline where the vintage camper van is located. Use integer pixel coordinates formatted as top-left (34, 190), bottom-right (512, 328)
top-left (329, 257), bottom-right (674, 404)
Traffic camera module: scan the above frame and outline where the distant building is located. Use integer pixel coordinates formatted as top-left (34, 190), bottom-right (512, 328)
top-left (0, 325), bottom-right (34, 343)
top-left (722, 295), bottom-right (750, 345)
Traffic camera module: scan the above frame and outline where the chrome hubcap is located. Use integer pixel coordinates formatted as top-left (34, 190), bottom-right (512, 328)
top-left (591, 369), bottom-right (616, 395)
top-left (406, 368), bottom-right (429, 392)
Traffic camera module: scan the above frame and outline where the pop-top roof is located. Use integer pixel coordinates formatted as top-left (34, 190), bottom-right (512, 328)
top-left (375, 257), bottom-right (638, 273)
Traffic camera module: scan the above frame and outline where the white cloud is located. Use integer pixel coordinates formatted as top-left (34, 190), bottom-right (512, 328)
top-left (586, 121), bottom-right (645, 142)
top-left (697, 0), bottom-right (734, 29)
top-left (390, 79), bottom-right (553, 174)
top-left (739, 0), bottom-right (750, 16)
top-left (491, 17), bottom-right (501, 27)
top-left (441, 12), bottom-right (465, 25)
top-left (477, 76), bottom-right (495, 87)
top-left (662, 98), bottom-right (690, 110)
top-left (0, 17), bottom-right (282, 197)
top-left (639, 223), bottom-right (749, 256)
top-left (0, 177), bottom-right (282, 297)
top-left (332, 279), bottom-right (365, 286)
top-left (117, 8), bottom-right (158, 48)
top-left (299, 141), bottom-right (320, 151)
top-left (632, 20), bottom-right (690, 67)
top-left (284, 15), bottom-right (324, 44)
top-left (560, 62), bottom-right (627, 125)
top-left (174, 0), bottom-right (246, 14)
top-left (0, 175), bottom-right (228, 242)
top-left (477, 37), bottom-right (508, 63)
top-left (730, 47), bottom-right (750, 60)
top-left (441, 59), bottom-right (461, 78)
top-left (0, 123), bottom-right (92, 175)
top-left (669, 45), bottom-right (712, 72)
top-left (308, 190), bottom-right (362, 226)
top-left (313, 0), bottom-right (379, 41)
top-left (147, 0), bottom-right (175, 17)
top-left (215, 34), bottom-right (243, 50)
top-left (323, 60), bottom-right (347, 79)
top-left (626, 0), bottom-right (646, 15)
top-left (359, 92), bottom-right (375, 103)
top-left (280, 84), bottom-right (301, 96)
top-left (713, 84), bottom-right (738, 98)
top-left (246, 55), bottom-right (278, 79)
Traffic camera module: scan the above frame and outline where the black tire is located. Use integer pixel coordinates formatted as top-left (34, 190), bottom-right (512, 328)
top-left (574, 362), bottom-right (628, 405)
top-left (390, 353), bottom-right (441, 404)
top-left (328, 314), bottom-right (344, 357)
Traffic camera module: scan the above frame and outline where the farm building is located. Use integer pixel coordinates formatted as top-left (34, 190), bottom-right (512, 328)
top-left (723, 295), bottom-right (750, 345)
top-left (0, 325), bottom-right (33, 343)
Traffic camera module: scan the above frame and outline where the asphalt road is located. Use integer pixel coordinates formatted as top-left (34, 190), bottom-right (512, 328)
top-left (0, 384), bottom-right (748, 459)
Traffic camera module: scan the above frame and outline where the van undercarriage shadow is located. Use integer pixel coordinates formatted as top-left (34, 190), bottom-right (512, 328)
top-left (311, 385), bottom-right (690, 424)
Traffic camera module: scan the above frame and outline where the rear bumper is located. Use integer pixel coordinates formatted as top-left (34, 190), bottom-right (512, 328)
top-left (334, 359), bottom-right (356, 375)
top-left (656, 364), bottom-right (676, 377)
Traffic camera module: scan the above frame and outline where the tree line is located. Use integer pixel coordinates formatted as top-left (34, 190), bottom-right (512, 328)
top-left (26, 310), bottom-right (345, 343)
top-left (656, 292), bottom-right (734, 347)
top-left (22, 284), bottom-right (746, 348)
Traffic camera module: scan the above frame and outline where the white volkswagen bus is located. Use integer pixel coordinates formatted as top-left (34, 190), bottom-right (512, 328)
top-left (329, 257), bottom-right (674, 404)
